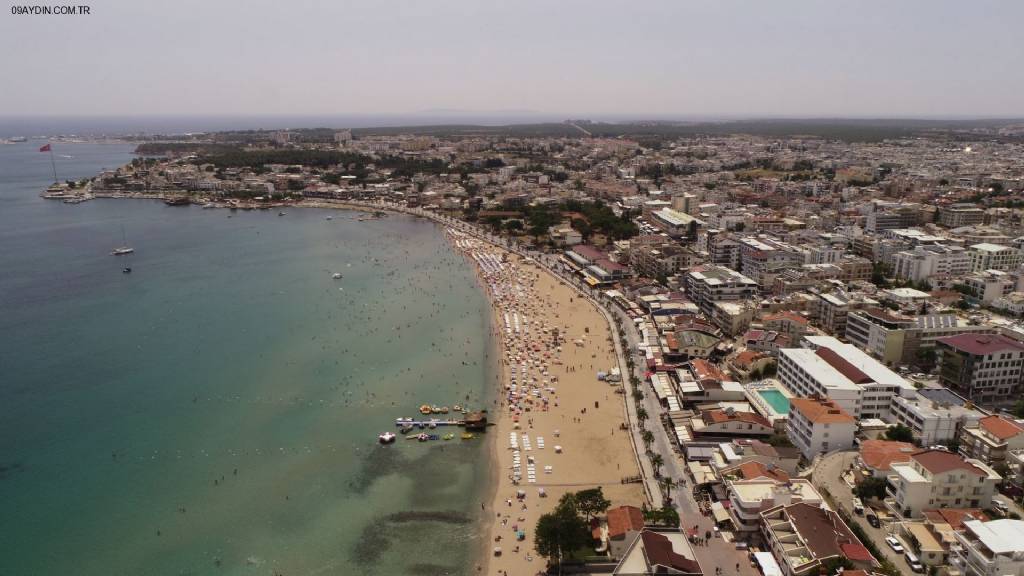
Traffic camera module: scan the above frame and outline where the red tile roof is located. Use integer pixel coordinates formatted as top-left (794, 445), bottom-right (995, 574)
top-left (938, 333), bottom-right (1024, 356)
top-left (640, 531), bottom-right (702, 575)
top-left (690, 359), bottom-right (726, 382)
top-left (859, 440), bottom-right (917, 472)
top-left (733, 350), bottom-right (769, 368)
top-left (921, 508), bottom-right (989, 530)
top-left (704, 409), bottom-right (772, 429)
top-left (912, 449), bottom-right (986, 476)
top-left (790, 397), bottom-right (855, 424)
top-left (815, 347), bottom-right (873, 384)
top-left (735, 461), bottom-right (790, 482)
top-left (979, 415), bottom-right (1024, 441)
top-left (841, 543), bottom-right (874, 563)
top-left (607, 505), bottom-right (645, 539)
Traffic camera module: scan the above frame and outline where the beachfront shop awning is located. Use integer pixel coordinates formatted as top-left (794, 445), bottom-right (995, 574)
top-left (754, 552), bottom-right (783, 576)
top-left (687, 461), bottom-right (715, 485)
top-left (711, 501), bottom-right (731, 524)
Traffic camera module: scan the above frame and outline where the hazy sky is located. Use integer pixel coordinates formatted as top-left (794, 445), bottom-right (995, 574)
top-left (2, 0), bottom-right (1021, 118)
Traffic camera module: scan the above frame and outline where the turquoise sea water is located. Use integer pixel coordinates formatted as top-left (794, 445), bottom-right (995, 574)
top-left (0, 142), bottom-right (493, 575)
top-left (757, 389), bottom-right (791, 415)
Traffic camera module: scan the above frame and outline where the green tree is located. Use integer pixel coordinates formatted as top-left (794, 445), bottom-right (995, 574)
top-left (641, 429), bottom-right (655, 449)
top-left (636, 407), bottom-right (648, 424)
top-left (574, 487), bottom-right (611, 521)
top-left (650, 453), bottom-right (664, 477)
top-left (534, 504), bottom-right (592, 564)
top-left (884, 424), bottom-right (914, 443)
top-left (504, 219), bottom-right (524, 232)
top-left (854, 476), bottom-right (889, 501)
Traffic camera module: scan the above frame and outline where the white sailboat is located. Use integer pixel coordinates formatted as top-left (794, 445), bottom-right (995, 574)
top-left (111, 225), bottom-right (134, 255)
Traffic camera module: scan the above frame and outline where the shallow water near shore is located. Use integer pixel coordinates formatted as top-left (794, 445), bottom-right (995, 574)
top-left (0, 143), bottom-right (494, 575)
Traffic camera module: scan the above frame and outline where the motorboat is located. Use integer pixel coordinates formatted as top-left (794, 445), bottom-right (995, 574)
top-left (378, 432), bottom-right (396, 444)
top-left (122, 267), bottom-right (132, 274)
top-left (332, 273), bottom-right (343, 279)
top-left (112, 247), bottom-right (134, 255)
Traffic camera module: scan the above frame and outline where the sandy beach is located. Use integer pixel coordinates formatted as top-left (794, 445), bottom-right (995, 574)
top-left (446, 229), bottom-right (644, 576)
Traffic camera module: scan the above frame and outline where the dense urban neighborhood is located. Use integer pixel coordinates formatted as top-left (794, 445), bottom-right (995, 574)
top-left (50, 120), bottom-right (1024, 576)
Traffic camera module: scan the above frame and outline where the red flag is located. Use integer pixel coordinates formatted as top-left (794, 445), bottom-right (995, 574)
top-left (39, 144), bottom-right (51, 152)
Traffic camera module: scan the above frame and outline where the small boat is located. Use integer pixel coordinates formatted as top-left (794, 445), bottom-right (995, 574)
top-left (378, 432), bottom-right (396, 444)
top-left (325, 216), bottom-right (333, 221)
top-left (278, 212), bottom-right (286, 216)
top-left (419, 404), bottom-right (432, 415)
top-left (461, 433), bottom-right (475, 440)
top-left (428, 420), bottom-right (437, 429)
top-left (122, 267), bottom-right (132, 274)
top-left (428, 434), bottom-right (439, 441)
top-left (453, 404), bottom-right (463, 412)
top-left (417, 433), bottom-right (429, 442)
top-left (332, 273), bottom-right (343, 279)
top-left (440, 406), bottom-right (450, 414)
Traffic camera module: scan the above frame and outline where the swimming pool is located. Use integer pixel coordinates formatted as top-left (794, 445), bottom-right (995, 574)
top-left (758, 389), bottom-right (791, 415)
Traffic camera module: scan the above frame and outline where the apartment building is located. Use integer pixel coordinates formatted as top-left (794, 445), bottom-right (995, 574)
top-left (787, 397), bottom-right (856, 460)
top-left (778, 336), bottom-right (914, 420)
top-left (631, 244), bottom-right (702, 279)
top-left (650, 207), bottom-right (702, 240)
top-left (960, 415), bottom-right (1024, 467)
top-left (846, 309), bottom-right (993, 366)
top-left (684, 265), bottom-right (759, 319)
top-left (969, 243), bottom-right (1023, 272)
top-left (812, 291), bottom-right (877, 338)
top-left (892, 244), bottom-right (972, 284)
top-left (963, 270), bottom-right (1017, 304)
top-left (760, 503), bottom-right (876, 576)
top-left (939, 204), bottom-right (986, 228)
top-left (887, 449), bottom-right (1001, 519)
top-left (951, 519), bottom-right (1024, 576)
top-left (937, 333), bottom-right (1024, 407)
top-left (889, 388), bottom-right (984, 446)
top-left (738, 236), bottom-right (804, 288)
top-left (725, 478), bottom-right (822, 532)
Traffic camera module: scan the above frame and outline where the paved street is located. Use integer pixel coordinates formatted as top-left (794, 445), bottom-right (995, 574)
top-left (814, 451), bottom-right (915, 575)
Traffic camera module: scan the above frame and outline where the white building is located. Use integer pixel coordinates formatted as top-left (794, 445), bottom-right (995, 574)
top-left (887, 449), bottom-right (1001, 519)
top-left (892, 244), bottom-right (972, 284)
top-left (787, 397), bottom-right (856, 460)
top-left (970, 243), bottom-right (1023, 272)
top-left (777, 336), bottom-right (915, 420)
top-left (889, 389), bottom-right (984, 446)
top-left (951, 519), bottom-right (1024, 576)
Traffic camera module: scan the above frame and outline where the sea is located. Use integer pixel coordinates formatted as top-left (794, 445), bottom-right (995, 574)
top-left (0, 141), bottom-right (495, 576)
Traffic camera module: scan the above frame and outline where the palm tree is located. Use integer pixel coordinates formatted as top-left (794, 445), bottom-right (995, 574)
top-left (642, 430), bottom-right (654, 449)
top-left (636, 407), bottom-right (648, 423)
top-left (650, 453), bottom-right (664, 478)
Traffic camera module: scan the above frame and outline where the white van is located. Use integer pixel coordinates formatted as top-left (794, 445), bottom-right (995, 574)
top-left (905, 551), bottom-right (924, 573)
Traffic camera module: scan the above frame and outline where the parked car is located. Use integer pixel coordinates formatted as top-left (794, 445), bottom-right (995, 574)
top-left (886, 536), bottom-right (905, 553)
top-left (852, 497), bottom-right (864, 515)
top-left (994, 499), bottom-right (1010, 514)
top-left (905, 551), bottom-right (924, 573)
top-left (866, 512), bottom-right (880, 528)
